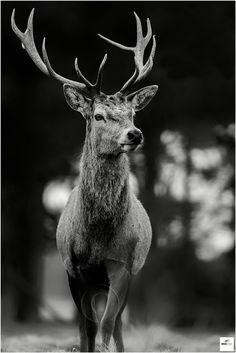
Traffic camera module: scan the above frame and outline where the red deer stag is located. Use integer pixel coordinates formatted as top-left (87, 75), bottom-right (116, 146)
top-left (11, 9), bottom-right (158, 352)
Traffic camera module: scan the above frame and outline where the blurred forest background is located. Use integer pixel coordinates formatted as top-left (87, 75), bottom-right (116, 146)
top-left (2, 1), bottom-right (235, 351)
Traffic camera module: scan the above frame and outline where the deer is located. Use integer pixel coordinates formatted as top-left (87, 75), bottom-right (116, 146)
top-left (11, 8), bottom-right (158, 352)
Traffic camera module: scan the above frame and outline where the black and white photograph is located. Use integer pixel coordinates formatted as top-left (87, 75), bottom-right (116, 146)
top-left (2, 1), bottom-right (235, 352)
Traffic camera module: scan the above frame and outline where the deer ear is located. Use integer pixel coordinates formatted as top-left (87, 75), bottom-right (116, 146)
top-left (63, 84), bottom-right (91, 117)
top-left (127, 85), bottom-right (158, 111)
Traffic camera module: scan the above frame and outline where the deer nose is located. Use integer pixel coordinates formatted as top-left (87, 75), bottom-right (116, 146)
top-left (127, 129), bottom-right (143, 144)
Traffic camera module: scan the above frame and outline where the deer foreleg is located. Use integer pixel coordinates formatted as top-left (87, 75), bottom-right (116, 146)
top-left (67, 274), bottom-right (89, 352)
top-left (101, 260), bottom-right (130, 351)
top-left (83, 289), bottom-right (98, 352)
top-left (113, 281), bottom-right (130, 352)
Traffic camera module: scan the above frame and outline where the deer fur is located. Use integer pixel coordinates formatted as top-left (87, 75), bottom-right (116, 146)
top-left (56, 89), bottom-right (157, 351)
top-left (57, 91), bottom-right (155, 275)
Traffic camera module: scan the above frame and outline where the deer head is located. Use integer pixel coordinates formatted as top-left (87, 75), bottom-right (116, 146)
top-left (11, 9), bottom-right (158, 156)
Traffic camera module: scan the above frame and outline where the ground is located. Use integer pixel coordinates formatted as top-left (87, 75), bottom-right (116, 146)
top-left (1, 322), bottom-right (233, 352)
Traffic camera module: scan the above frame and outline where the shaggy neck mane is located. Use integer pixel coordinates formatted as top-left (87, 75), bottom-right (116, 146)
top-left (78, 134), bottom-right (130, 229)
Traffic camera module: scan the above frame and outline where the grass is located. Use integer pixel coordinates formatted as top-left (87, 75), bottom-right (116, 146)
top-left (1, 321), bottom-right (234, 352)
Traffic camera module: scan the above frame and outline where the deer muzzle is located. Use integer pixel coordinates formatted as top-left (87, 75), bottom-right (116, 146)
top-left (119, 128), bottom-right (143, 152)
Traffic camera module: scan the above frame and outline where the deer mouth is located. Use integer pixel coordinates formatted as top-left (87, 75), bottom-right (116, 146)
top-left (120, 143), bottom-right (141, 152)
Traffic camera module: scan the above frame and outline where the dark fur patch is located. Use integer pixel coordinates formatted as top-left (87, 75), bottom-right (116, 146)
top-left (94, 94), bottom-right (128, 110)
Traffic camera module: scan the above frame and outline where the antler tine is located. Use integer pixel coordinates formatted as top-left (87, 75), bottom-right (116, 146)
top-left (144, 18), bottom-right (152, 46)
top-left (150, 34), bottom-right (157, 60)
top-left (74, 58), bottom-right (94, 87)
top-left (98, 12), bottom-right (156, 94)
top-left (98, 34), bottom-right (133, 51)
top-left (11, 9), bottom-right (94, 94)
top-left (134, 11), bottom-right (143, 50)
top-left (95, 53), bottom-right (108, 93)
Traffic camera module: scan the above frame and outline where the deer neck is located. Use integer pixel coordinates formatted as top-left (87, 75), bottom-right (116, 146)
top-left (78, 134), bottom-right (130, 221)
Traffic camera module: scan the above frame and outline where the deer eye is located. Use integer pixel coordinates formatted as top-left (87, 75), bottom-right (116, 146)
top-left (94, 114), bottom-right (105, 121)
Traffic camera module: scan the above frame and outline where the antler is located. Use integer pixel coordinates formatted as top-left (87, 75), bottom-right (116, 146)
top-left (11, 8), bottom-right (107, 98)
top-left (98, 12), bottom-right (156, 94)
top-left (74, 54), bottom-right (107, 96)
